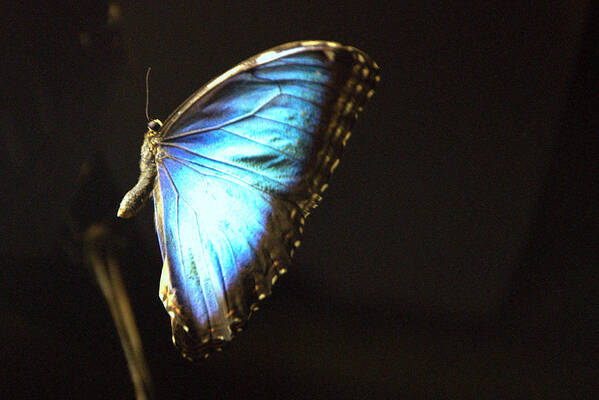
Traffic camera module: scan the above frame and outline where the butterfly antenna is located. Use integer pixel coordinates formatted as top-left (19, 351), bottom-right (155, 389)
top-left (145, 67), bottom-right (152, 121)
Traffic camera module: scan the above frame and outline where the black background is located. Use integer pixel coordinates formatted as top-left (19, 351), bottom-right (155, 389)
top-left (2, 1), bottom-right (598, 398)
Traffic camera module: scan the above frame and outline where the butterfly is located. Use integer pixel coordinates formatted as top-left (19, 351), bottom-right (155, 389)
top-left (118, 41), bottom-right (379, 360)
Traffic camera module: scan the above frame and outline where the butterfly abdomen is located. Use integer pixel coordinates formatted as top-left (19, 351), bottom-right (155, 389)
top-left (117, 135), bottom-right (157, 218)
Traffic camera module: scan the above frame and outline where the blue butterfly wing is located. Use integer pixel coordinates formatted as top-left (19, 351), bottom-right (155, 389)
top-left (152, 41), bottom-right (378, 359)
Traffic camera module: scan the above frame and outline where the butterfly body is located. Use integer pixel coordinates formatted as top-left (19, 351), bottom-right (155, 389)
top-left (118, 41), bottom-right (379, 359)
top-left (118, 121), bottom-right (160, 219)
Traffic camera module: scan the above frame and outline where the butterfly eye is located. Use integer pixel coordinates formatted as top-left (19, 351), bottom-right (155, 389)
top-left (147, 119), bottom-right (163, 132)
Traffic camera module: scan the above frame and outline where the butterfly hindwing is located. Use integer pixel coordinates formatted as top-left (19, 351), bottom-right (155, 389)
top-left (152, 41), bottom-right (378, 359)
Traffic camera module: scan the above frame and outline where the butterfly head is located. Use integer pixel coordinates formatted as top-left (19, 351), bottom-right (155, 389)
top-left (147, 119), bottom-right (163, 135)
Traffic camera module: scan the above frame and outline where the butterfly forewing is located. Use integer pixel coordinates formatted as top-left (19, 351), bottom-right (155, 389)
top-left (152, 41), bottom-right (378, 359)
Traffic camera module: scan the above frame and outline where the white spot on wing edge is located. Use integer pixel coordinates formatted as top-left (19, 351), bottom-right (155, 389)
top-left (255, 50), bottom-right (279, 64)
top-left (300, 40), bottom-right (340, 48)
top-left (342, 132), bottom-right (352, 146)
top-left (330, 159), bottom-right (340, 172)
top-left (344, 101), bottom-right (354, 115)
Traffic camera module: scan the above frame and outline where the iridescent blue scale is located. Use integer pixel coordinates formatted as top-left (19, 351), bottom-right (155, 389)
top-left (119, 41), bottom-right (379, 359)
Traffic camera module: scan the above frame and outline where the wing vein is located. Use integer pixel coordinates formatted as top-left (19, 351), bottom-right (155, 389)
top-left (211, 228), bottom-right (233, 310)
top-left (162, 91), bottom-right (283, 140)
top-left (194, 212), bottom-right (231, 322)
top-left (252, 114), bottom-right (316, 136)
top-left (163, 155), bottom-right (275, 202)
top-left (250, 71), bottom-right (341, 96)
top-left (218, 127), bottom-right (302, 161)
top-left (250, 75), bottom-right (338, 91)
top-left (161, 163), bottom-right (214, 337)
top-left (160, 143), bottom-right (292, 190)
top-left (256, 62), bottom-right (337, 73)
top-left (278, 92), bottom-right (328, 110)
